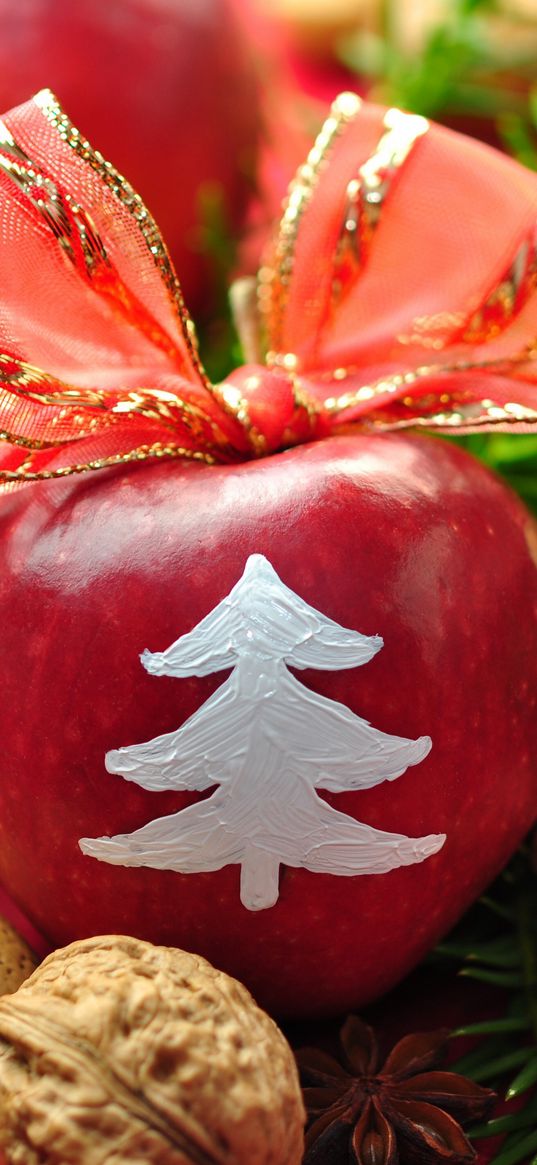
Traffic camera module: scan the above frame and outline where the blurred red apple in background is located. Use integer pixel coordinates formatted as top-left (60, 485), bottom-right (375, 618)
top-left (0, 0), bottom-right (259, 311)
top-left (236, 0), bottom-right (361, 105)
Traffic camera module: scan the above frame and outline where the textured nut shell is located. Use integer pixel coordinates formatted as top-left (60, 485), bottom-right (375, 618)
top-left (0, 935), bottom-right (304, 1165)
top-left (0, 918), bottom-right (36, 996)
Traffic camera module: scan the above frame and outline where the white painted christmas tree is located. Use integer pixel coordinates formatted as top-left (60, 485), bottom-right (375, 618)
top-left (79, 554), bottom-right (445, 910)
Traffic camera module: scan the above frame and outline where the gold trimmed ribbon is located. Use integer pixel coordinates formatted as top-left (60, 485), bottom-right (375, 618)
top-left (1, 89), bottom-right (537, 485)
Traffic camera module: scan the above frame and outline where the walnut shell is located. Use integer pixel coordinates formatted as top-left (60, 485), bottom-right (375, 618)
top-left (0, 935), bottom-right (305, 1165)
top-left (0, 918), bottom-right (36, 996)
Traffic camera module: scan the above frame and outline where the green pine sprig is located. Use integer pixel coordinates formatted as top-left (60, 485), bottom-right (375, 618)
top-left (432, 839), bottom-right (537, 1165)
top-left (192, 183), bottom-right (245, 383)
top-left (446, 434), bottom-right (537, 517)
top-left (338, 0), bottom-right (537, 169)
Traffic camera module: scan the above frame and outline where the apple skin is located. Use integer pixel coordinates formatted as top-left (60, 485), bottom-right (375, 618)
top-left (0, 0), bottom-right (258, 311)
top-left (0, 432), bottom-right (536, 1018)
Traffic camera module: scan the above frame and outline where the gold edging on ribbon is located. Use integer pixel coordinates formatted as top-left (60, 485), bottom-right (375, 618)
top-left (32, 89), bottom-right (212, 391)
top-left (323, 350), bottom-right (534, 412)
top-left (0, 350), bottom-right (243, 480)
top-left (0, 442), bottom-right (217, 485)
top-left (463, 230), bottom-right (537, 344)
top-left (30, 91), bottom-right (261, 445)
top-left (323, 347), bottom-right (537, 431)
top-left (331, 108), bottom-right (429, 309)
top-left (258, 91), bottom-right (362, 367)
top-left (0, 354), bottom-right (231, 443)
top-left (360, 402), bottom-right (537, 433)
top-left (399, 227), bottom-right (537, 352)
top-left (212, 380), bottom-right (267, 456)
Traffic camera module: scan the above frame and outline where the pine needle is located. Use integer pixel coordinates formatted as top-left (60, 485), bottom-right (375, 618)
top-left (434, 836), bottom-right (537, 1163)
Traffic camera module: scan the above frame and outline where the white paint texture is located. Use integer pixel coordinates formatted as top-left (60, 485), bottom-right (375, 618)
top-left (79, 555), bottom-right (445, 909)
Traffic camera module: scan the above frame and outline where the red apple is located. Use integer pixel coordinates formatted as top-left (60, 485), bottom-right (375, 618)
top-left (0, 0), bottom-right (259, 311)
top-left (0, 431), bottom-right (535, 1018)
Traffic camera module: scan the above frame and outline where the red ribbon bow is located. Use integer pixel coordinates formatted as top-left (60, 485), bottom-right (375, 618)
top-left (1, 89), bottom-right (537, 483)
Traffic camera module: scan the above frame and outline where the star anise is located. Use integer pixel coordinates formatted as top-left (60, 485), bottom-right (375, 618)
top-left (296, 1016), bottom-right (496, 1165)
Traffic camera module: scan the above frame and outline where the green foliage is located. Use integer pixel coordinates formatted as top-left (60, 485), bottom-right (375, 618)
top-left (434, 841), bottom-right (537, 1164)
top-left (193, 183), bottom-right (244, 384)
top-left (498, 104), bottom-right (537, 172)
top-left (447, 434), bottom-right (537, 516)
top-left (339, 0), bottom-right (537, 167)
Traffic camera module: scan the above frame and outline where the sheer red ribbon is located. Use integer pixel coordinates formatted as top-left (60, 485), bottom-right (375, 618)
top-left (1, 88), bottom-right (537, 484)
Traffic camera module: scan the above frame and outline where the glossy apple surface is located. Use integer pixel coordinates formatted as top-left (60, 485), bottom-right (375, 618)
top-left (0, 432), bottom-right (536, 1018)
top-left (0, 0), bottom-right (258, 310)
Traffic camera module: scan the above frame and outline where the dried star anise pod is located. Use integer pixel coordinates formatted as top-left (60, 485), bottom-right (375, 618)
top-left (296, 1016), bottom-right (496, 1165)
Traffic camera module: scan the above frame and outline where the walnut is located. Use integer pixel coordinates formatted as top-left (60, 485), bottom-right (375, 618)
top-left (0, 935), bottom-right (305, 1165)
top-left (0, 917), bottom-right (37, 996)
